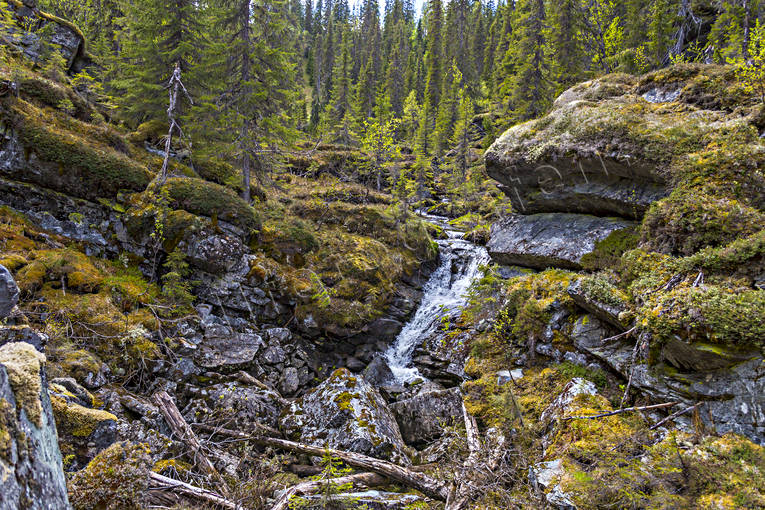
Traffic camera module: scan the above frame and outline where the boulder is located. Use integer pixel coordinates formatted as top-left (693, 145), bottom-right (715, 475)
top-left (185, 381), bottom-right (283, 430)
top-left (178, 231), bottom-right (245, 275)
top-left (0, 326), bottom-right (48, 351)
top-left (362, 355), bottom-right (395, 387)
top-left (0, 264), bottom-right (19, 318)
top-left (487, 213), bottom-right (636, 270)
top-left (390, 387), bottom-right (462, 446)
top-left (281, 368), bottom-right (410, 464)
top-left (0, 341), bottom-right (70, 509)
top-left (484, 77), bottom-right (669, 221)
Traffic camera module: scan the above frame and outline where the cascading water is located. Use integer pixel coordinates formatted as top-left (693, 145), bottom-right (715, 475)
top-left (385, 212), bottom-right (490, 383)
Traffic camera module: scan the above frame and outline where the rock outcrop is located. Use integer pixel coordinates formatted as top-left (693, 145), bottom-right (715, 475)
top-left (390, 387), bottom-right (462, 446)
top-left (281, 368), bottom-right (410, 464)
top-left (0, 341), bottom-right (70, 510)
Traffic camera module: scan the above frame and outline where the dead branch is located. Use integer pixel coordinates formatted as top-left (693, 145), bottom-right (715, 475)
top-left (148, 472), bottom-right (238, 510)
top-left (269, 472), bottom-right (386, 510)
top-left (194, 421), bottom-right (283, 440)
top-left (649, 402), bottom-right (703, 431)
top-left (195, 427), bottom-right (450, 502)
top-left (602, 326), bottom-right (636, 343)
top-left (152, 391), bottom-right (227, 490)
top-left (564, 401), bottom-right (678, 421)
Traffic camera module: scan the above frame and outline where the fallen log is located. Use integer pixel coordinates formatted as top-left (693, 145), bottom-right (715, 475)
top-left (148, 472), bottom-right (238, 510)
top-left (269, 472), bottom-right (386, 510)
top-left (564, 401), bottom-right (678, 421)
top-left (153, 391), bottom-right (227, 490)
top-left (197, 426), bottom-right (450, 502)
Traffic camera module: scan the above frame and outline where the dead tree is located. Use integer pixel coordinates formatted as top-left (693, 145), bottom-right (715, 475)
top-left (158, 62), bottom-right (193, 187)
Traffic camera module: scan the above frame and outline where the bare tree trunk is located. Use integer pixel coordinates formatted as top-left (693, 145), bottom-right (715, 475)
top-left (148, 472), bottom-right (238, 509)
top-left (152, 391), bottom-right (227, 490)
top-left (158, 62), bottom-right (192, 187)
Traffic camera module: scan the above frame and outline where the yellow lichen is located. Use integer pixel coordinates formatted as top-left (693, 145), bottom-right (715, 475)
top-left (0, 342), bottom-right (45, 427)
top-left (50, 395), bottom-right (116, 438)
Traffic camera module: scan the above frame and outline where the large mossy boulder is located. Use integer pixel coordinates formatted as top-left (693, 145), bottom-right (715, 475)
top-left (281, 368), bottom-right (410, 464)
top-left (0, 341), bottom-right (70, 510)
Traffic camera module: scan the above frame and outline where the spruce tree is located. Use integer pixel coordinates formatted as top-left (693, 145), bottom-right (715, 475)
top-left (548, 0), bottom-right (584, 93)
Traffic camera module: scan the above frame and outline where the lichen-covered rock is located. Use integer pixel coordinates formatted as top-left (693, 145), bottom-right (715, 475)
top-left (281, 368), bottom-right (410, 464)
top-left (0, 264), bottom-right (19, 319)
top-left (487, 213), bottom-right (636, 270)
top-left (0, 341), bottom-right (70, 510)
top-left (193, 331), bottom-right (264, 371)
top-left (50, 394), bottom-right (117, 468)
top-left (389, 387), bottom-right (462, 446)
top-left (185, 381), bottom-right (283, 430)
top-left (567, 277), bottom-right (629, 329)
top-left (0, 326), bottom-right (47, 352)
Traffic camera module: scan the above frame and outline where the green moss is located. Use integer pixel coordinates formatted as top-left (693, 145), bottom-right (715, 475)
top-left (577, 275), bottom-right (629, 309)
top-left (580, 227), bottom-right (639, 271)
top-left (51, 395), bottom-right (116, 438)
top-left (158, 177), bottom-right (260, 233)
top-left (6, 101), bottom-right (150, 200)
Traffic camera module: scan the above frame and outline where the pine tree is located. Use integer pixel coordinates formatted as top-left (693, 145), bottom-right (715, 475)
top-left (501, 0), bottom-right (548, 120)
top-left (112, 0), bottom-right (207, 126)
top-left (217, 0), bottom-right (298, 202)
top-left (548, 0), bottom-right (584, 93)
top-left (423, 0), bottom-right (444, 142)
top-left (402, 90), bottom-right (421, 146)
top-left (452, 85), bottom-right (474, 178)
top-left (326, 22), bottom-right (355, 143)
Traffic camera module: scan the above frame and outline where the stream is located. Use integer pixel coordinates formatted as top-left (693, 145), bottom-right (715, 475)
top-left (385, 211), bottom-right (490, 383)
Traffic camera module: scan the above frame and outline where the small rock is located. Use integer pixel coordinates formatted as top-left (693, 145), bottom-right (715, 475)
top-left (563, 351), bottom-right (588, 367)
top-left (195, 333), bottom-right (264, 370)
top-left (279, 366), bottom-right (300, 396)
top-left (262, 344), bottom-right (287, 365)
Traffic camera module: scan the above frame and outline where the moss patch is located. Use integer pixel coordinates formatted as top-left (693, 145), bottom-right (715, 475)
top-left (51, 395), bottom-right (116, 438)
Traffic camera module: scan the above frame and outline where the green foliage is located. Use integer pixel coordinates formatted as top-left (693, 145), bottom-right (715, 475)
top-left (289, 451), bottom-right (365, 510)
top-left (733, 20), bottom-right (765, 103)
top-left (160, 249), bottom-right (194, 311)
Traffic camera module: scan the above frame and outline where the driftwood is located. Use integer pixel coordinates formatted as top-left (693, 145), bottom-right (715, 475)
top-left (152, 391), bottom-right (227, 489)
top-left (148, 472), bottom-right (238, 510)
top-left (564, 401), bottom-right (678, 421)
top-left (196, 425), bottom-right (450, 502)
top-left (269, 472), bottom-right (387, 510)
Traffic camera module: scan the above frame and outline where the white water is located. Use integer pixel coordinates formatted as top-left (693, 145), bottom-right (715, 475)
top-left (385, 213), bottom-right (490, 383)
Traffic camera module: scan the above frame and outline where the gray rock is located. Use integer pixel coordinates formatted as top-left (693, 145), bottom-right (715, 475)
top-left (50, 377), bottom-right (93, 408)
top-left (487, 213), bottom-right (636, 270)
top-left (390, 387), bottom-right (462, 446)
top-left (264, 327), bottom-right (292, 344)
top-left (179, 232), bottom-right (245, 275)
top-left (0, 264), bottom-right (19, 318)
top-left (563, 351), bottom-right (588, 367)
top-left (362, 355), bottom-right (395, 387)
top-left (195, 333), bottom-right (264, 370)
top-left (279, 366), bottom-right (300, 396)
top-left (187, 382), bottom-right (283, 430)
top-left (530, 459), bottom-right (577, 510)
top-left (571, 315), bottom-right (610, 351)
top-left (262, 344), bottom-right (286, 365)
top-left (540, 378), bottom-right (598, 426)
top-left (0, 342), bottom-right (70, 510)
top-left (281, 368), bottom-right (410, 464)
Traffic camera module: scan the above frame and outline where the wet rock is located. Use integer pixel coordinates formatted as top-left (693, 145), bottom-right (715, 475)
top-left (194, 332), bottom-right (264, 371)
top-left (390, 387), bottom-right (462, 446)
top-left (487, 213), bottom-right (636, 270)
top-left (362, 355), bottom-right (395, 387)
top-left (281, 368), bottom-right (410, 464)
top-left (0, 342), bottom-right (70, 510)
top-left (0, 264), bottom-right (19, 318)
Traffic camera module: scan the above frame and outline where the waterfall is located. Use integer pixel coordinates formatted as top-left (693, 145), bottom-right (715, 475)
top-left (385, 214), bottom-right (490, 383)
